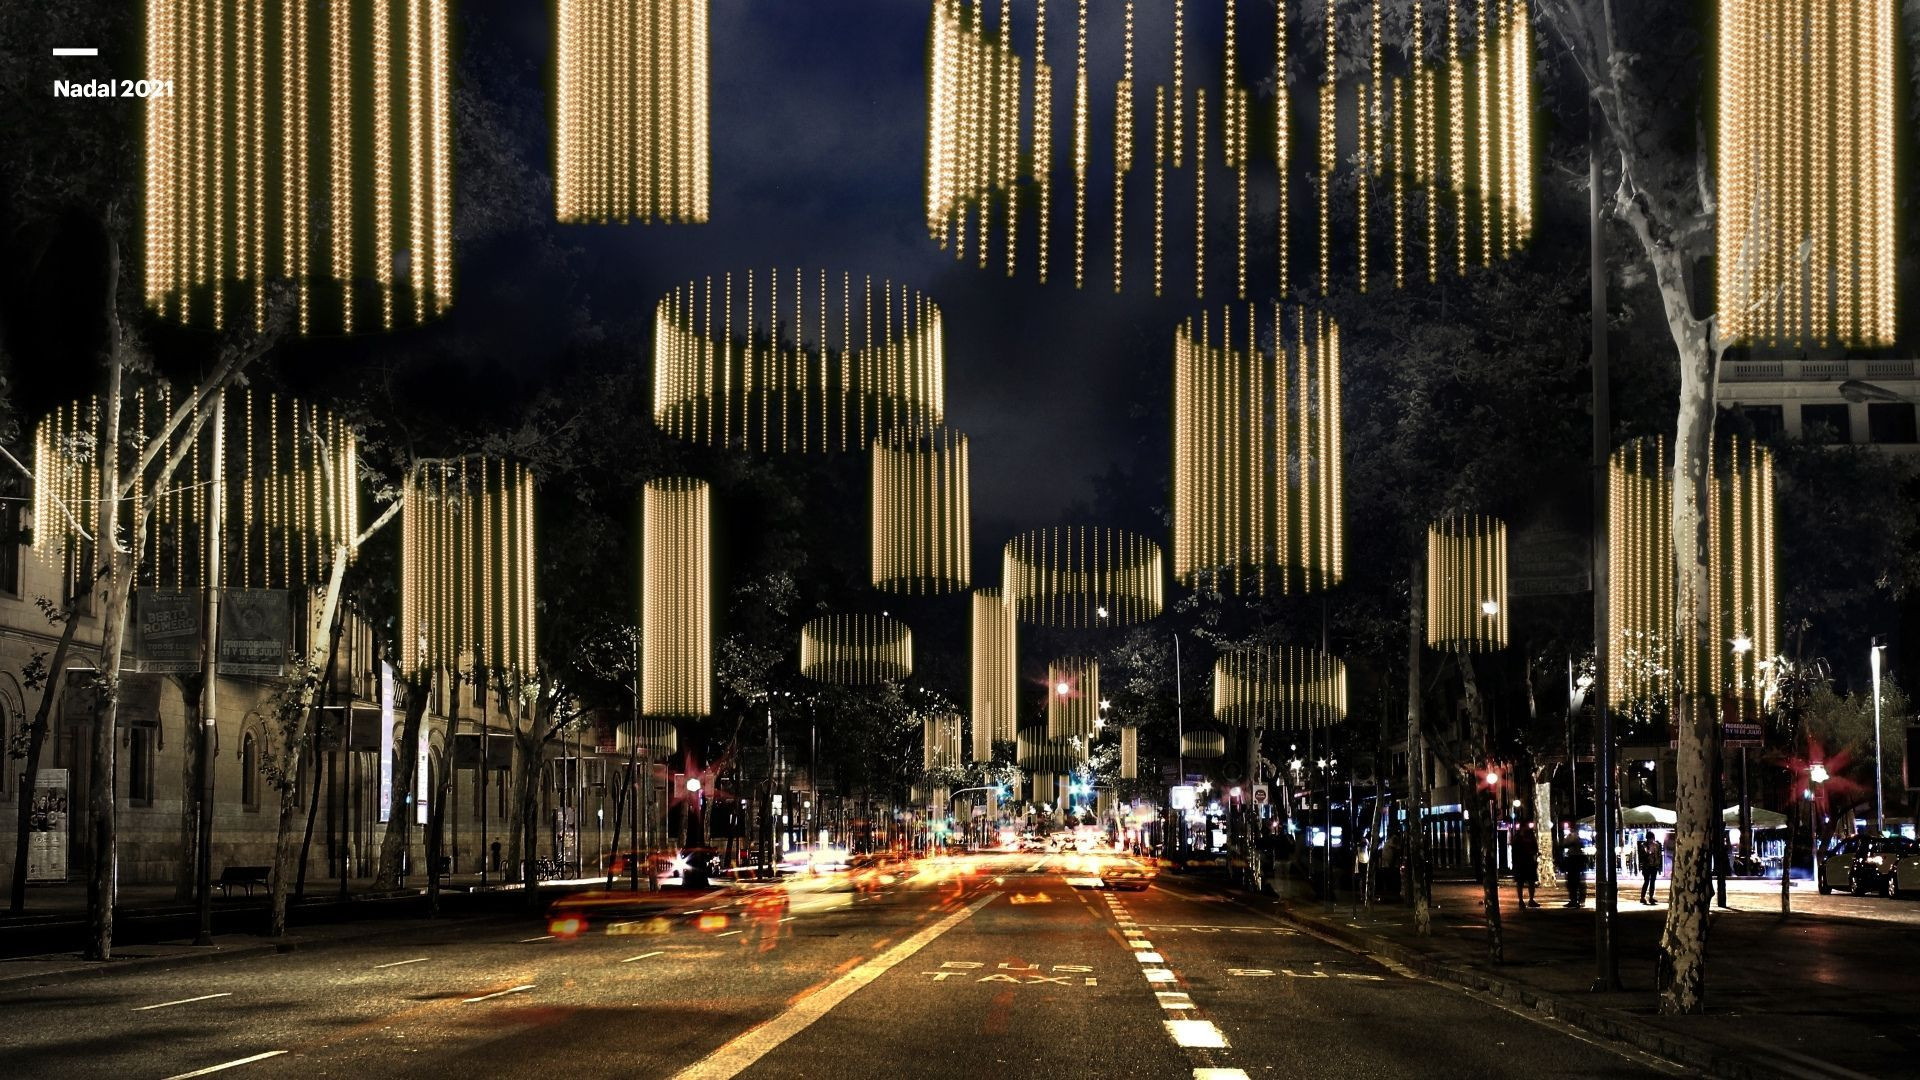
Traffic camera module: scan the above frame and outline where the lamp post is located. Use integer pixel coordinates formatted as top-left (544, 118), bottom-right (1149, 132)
top-left (1587, 97), bottom-right (1620, 993)
top-left (1870, 639), bottom-right (1886, 836)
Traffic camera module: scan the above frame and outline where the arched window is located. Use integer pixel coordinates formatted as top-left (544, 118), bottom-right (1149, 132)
top-left (241, 732), bottom-right (259, 810)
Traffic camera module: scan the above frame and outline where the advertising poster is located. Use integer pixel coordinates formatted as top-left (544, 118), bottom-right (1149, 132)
top-left (416, 737), bottom-right (430, 826)
top-left (378, 661), bottom-right (394, 824)
top-left (217, 589), bottom-right (293, 676)
top-left (135, 588), bottom-right (202, 673)
top-left (25, 769), bottom-right (69, 882)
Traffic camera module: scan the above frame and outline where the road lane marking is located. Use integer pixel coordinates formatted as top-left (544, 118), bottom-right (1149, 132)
top-left (1155, 992), bottom-right (1195, 1010)
top-left (1143, 968), bottom-right (1176, 983)
top-left (1135, 951), bottom-right (1164, 963)
top-left (134, 992), bottom-right (233, 1011)
top-left (1166, 1020), bottom-right (1228, 1049)
top-left (672, 892), bottom-right (997, 1080)
top-left (373, 958), bottom-right (430, 969)
top-left (1194, 1070), bottom-right (1250, 1079)
top-left (53, 47), bottom-right (100, 56)
top-left (463, 984), bottom-right (535, 1003)
top-left (717, 930), bottom-right (743, 937)
top-left (621, 952), bottom-right (664, 963)
top-left (161, 1051), bottom-right (288, 1079)
top-left (518, 935), bottom-right (554, 943)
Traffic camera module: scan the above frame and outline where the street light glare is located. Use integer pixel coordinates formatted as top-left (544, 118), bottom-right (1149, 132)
top-left (1731, 634), bottom-right (1753, 654)
top-left (1480, 599), bottom-right (1500, 616)
top-left (686, 777), bottom-right (702, 793)
top-left (1809, 762), bottom-right (1829, 785)
top-left (1056, 680), bottom-right (1071, 695)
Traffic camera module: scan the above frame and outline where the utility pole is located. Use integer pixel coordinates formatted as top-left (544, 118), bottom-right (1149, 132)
top-left (193, 389), bottom-right (225, 947)
top-left (1871, 639), bottom-right (1886, 836)
top-left (1589, 100), bottom-right (1620, 991)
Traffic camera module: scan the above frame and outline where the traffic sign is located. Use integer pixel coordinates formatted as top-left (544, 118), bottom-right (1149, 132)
top-left (1251, 784), bottom-right (1270, 806)
top-left (1723, 722), bottom-right (1764, 749)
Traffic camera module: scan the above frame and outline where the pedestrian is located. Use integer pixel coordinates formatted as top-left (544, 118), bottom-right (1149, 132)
top-left (1557, 827), bottom-right (1588, 907)
top-left (1637, 831), bottom-right (1662, 904)
top-left (1512, 824), bottom-right (1540, 908)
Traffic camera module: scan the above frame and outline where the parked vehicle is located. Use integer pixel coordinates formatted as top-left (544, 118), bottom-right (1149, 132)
top-left (1099, 858), bottom-right (1156, 891)
top-left (1817, 835), bottom-right (1861, 895)
top-left (1849, 836), bottom-right (1920, 898)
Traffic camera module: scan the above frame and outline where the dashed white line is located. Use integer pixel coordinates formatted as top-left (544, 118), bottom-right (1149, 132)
top-left (1135, 951), bottom-right (1165, 964)
top-left (160, 1051), bottom-right (288, 1079)
top-left (621, 951), bottom-right (664, 963)
top-left (1165, 1020), bottom-right (1228, 1049)
top-left (133, 993), bottom-right (233, 1012)
top-left (373, 958), bottom-right (430, 969)
top-left (518, 935), bottom-right (555, 943)
top-left (1155, 991), bottom-right (1196, 1010)
top-left (1193, 1070), bottom-right (1250, 1079)
top-left (53, 47), bottom-right (100, 57)
top-left (1143, 968), bottom-right (1176, 984)
top-left (716, 929), bottom-right (743, 937)
top-left (463, 984), bottom-right (535, 1003)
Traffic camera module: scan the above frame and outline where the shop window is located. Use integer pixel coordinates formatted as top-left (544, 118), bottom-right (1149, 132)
top-left (1731, 404), bottom-right (1783, 440)
top-left (1867, 403), bottom-right (1918, 444)
top-left (128, 725), bottom-right (156, 806)
top-left (1800, 403), bottom-right (1852, 444)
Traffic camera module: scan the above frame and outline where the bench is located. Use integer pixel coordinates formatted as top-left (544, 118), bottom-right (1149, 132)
top-left (216, 865), bottom-right (272, 897)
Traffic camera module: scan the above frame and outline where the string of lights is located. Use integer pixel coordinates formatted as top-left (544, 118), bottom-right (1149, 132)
top-left (1212, 644), bottom-right (1348, 729)
top-left (1120, 723), bottom-right (1139, 779)
top-left (652, 269), bottom-right (946, 453)
top-left (799, 614), bottom-right (914, 684)
top-left (143, 0), bottom-right (453, 333)
top-left (1180, 728), bottom-right (1226, 759)
top-left (1046, 656), bottom-right (1100, 740)
top-left (399, 457), bottom-right (538, 679)
top-left (641, 477), bottom-right (711, 718)
top-left (872, 426), bottom-right (971, 594)
top-left (1003, 526), bottom-right (1163, 627)
top-left (1173, 302), bottom-right (1343, 595)
top-left (923, 712), bottom-right (966, 770)
top-left (1425, 513), bottom-right (1509, 652)
top-left (971, 587), bottom-right (1018, 758)
top-left (1017, 723), bottom-right (1088, 774)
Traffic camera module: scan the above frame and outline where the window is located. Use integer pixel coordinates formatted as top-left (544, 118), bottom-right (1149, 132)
top-left (1867, 403), bottom-right (1917, 444)
top-left (1800, 403), bottom-right (1852, 444)
top-left (1733, 404), bottom-right (1783, 440)
top-left (128, 725), bottom-right (155, 805)
top-left (241, 733), bottom-right (260, 810)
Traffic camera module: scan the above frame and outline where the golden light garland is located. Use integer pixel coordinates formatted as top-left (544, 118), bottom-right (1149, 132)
top-left (641, 477), bottom-right (711, 718)
top-left (798, 614), bottom-right (914, 684)
top-left (1003, 526), bottom-right (1163, 627)
top-left (1426, 514), bottom-right (1509, 652)
top-left (1608, 437), bottom-right (1777, 721)
top-left (1212, 644), bottom-right (1348, 729)
top-left (1717, 0), bottom-right (1895, 347)
top-left (925, 0), bottom-right (1533, 297)
top-left (923, 712), bottom-right (965, 770)
top-left (556, 0), bottom-right (711, 225)
top-left (652, 269), bottom-right (946, 453)
top-left (872, 426), bottom-right (972, 593)
top-left (1180, 728), bottom-right (1226, 760)
top-left (1174, 302), bottom-right (1343, 595)
top-left (617, 716), bottom-right (680, 758)
top-left (1017, 723), bottom-right (1088, 774)
top-left (144, 0), bottom-right (452, 333)
top-left (32, 389), bottom-right (359, 593)
top-left (1120, 724), bottom-right (1139, 779)
top-left (971, 587), bottom-right (1018, 758)
top-left (399, 458), bottom-right (538, 678)
top-left (1046, 656), bottom-right (1100, 740)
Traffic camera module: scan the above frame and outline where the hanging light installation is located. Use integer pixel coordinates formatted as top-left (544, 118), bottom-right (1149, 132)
top-left (923, 712), bottom-right (966, 770)
top-left (1180, 728), bottom-right (1226, 759)
top-left (925, 0), bottom-right (1533, 297)
top-left (1717, 0), bottom-right (1895, 347)
top-left (1609, 436), bottom-right (1777, 721)
top-left (641, 477), bottom-right (711, 718)
top-left (1017, 723), bottom-right (1089, 774)
top-left (971, 587), bottom-right (1017, 759)
top-left (1212, 644), bottom-right (1348, 729)
top-left (32, 389), bottom-right (360, 592)
top-left (652, 269), bottom-right (946, 453)
top-left (144, 0), bottom-right (453, 333)
top-left (1426, 514), bottom-right (1508, 652)
top-left (616, 715), bottom-right (681, 758)
top-left (555, 0), bottom-right (711, 225)
top-left (1174, 302), bottom-right (1343, 595)
top-left (1120, 724), bottom-right (1139, 779)
top-left (1003, 526), bottom-right (1163, 627)
top-left (399, 458), bottom-right (539, 678)
top-left (873, 426), bottom-right (972, 593)
top-left (799, 614), bottom-right (914, 684)
top-left (1046, 656), bottom-right (1100, 740)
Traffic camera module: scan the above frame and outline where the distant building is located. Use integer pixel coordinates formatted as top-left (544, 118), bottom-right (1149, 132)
top-left (1718, 355), bottom-right (1920, 455)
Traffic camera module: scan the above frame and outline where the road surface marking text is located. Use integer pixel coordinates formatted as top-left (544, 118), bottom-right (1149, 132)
top-left (134, 993), bottom-right (233, 1011)
top-left (161, 1051), bottom-right (288, 1079)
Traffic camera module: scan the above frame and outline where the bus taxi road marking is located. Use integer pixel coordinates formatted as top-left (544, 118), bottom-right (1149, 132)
top-left (1226, 967), bottom-right (1387, 981)
top-left (1135, 924), bottom-right (1295, 935)
top-left (620, 951), bottom-right (664, 963)
top-left (160, 1051), bottom-right (288, 1079)
top-left (373, 958), bottom-right (430, 969)
top-left (133, 992), bottom-right (233, 1011)
top-left (463, 984), bottom-right (535, 1003)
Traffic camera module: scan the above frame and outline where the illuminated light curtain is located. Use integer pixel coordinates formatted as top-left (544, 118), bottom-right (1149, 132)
top-left (873, 426), bottom-right (972, 593)
top-left (1180, 728), bottom-right (1226, 759)
top-left (971, 587), bottom-right (1017, 758)
top-left (799, 614), bottom-right (914, 684)
top-left (1425, 514), bottom-right (1508, 652)
top-left (144, 0), bottom-right (453, 334)
top-left (1608, 436), bottom-right (1777, 722)
top-left (1046, 656), bottom-right (1100, 739)
top-left (641, 477), bottom-right (711, 718)
top-left (32, 389), bottom-right (359, 592)
top-left (618, 716), bottom-right (680, 758)
top-left (399, 458), bottom-right (539, 679)
top-left (652, 269), bottom-right (946, 453)
top-left (1120, 724), bottom-right (1139, 779)
top-left (1003, 526), bottom-right (1163, 627)
top-left (1717, 0), bottom-right (1895, 347)
top-left (1173, 302), bottom-right (1343, 595)
top-left (555, 0), bottom-right (711, 225)
top-left (925, 0), bottom-right (1532, 297)
top-left (1017, 723), bottom-right (1088, 774)
top-left (923, 712), bottom-right (965, 770)
top-left (1212, 644), bottom-right (1348, 729)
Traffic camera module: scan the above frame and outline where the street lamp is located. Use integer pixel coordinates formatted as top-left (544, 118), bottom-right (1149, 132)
top-left (1870, 638), bottom-right (1886, 836)
top-left (1731, 634), bottom-right (1753, 655)
top-left (1480, 599), bottom-right (1500, 616)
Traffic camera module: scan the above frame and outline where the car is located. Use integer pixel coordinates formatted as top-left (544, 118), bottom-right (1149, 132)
top-left (1100, 858), bottom-right (1157, 891)
top-left (1816, 835), bottom-right (1861, 895)
top-left (1849, 836), bottom-right (1920, 898)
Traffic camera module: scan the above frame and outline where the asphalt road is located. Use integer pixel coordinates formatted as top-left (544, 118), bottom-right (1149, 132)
top-left (0, 853), bottom-right (1683, 1079)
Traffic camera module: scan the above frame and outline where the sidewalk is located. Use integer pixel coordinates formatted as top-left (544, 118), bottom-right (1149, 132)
top-left (1256, 875), bottom-right (1918, 1080)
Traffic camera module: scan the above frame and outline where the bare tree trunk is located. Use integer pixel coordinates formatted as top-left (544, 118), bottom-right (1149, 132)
top-left (513, 729), bottom-right (539, 906)
top-left (1460, 657), bottom-right (1502, 964)
top-left (373, 679), bottom-right (431, 890)
top-left (267, 549), bottom-right (349, 937)
top-left (10, 606), bottom-right (80, 914)
top-left (1406, 558), bottom-right (1431, 935)
top-left (84, 251), bottom-right (127, 959)
top-left (173, 674), bottom-right (204, 902)
top-left (1533, 773), bottom-right (1559, 888)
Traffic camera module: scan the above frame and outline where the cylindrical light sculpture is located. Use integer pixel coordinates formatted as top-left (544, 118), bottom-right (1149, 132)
top-left (1213, 645), bottom-right (1348, 730)
top-left (145, 0), bottom-right (453, 333)
top-left (1120, 724), bottom-right (1139, 780)
top-left (1180, 728), bottom-right (1226, 760)
top-left (799, 614), bottom-right (914, 684)
top-left (1017, 723), bottom-right (1087, 774)
top-left (1046, 656), bottom-right (1100, 740)
top-left (1004, 526), bottom-right (1163, 627)
top-left (617, 716), bottom-right (680, 759)
top-left (399, 458), bottom-right (538, 678)
top-left (1609, 436), bottom-right (1777, 721)
top-left (971, 587), bottom-right (1017, 758)
top-left (1717, 0), bottom-right (1895, 347)
top-left (1426, 514), bottom-right (1509, 652)
top-left (556, 0), bottom-right (711, 225)
top-left (641, 477), bottom-right (711, 717)
top-left (1174, 302), bottom-right (1343, 594)
top-left (652, 270), bottom-right (945, 453)
top-left (923, 712), bottom-right (965, 771)
top-left (873, 426), bottom-right (971, 593)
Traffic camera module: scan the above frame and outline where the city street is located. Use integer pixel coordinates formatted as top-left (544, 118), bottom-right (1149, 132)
top-left (0, 854), bottom-right (1674, 1079)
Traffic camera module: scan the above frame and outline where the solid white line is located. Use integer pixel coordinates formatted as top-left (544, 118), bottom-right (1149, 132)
top-left (463, 984), bottom-right (535, 1003)
top-left (373, 958), bottom-right (430, 969)
top-left (53, 47), bottom-right (99, 56)
top-left (672, 892), bottom-right (997, 1080)
top-left (134, 992), bottom-right (233, 1011)
top-left (519, 935), bottom-right (554, 943)
top-left (621, 951), bottom-right (664, 963)
top-left (161, 1051), bottom-right (287, 1079)
top-left (1165, 1019), bottom-right (1228, 1049)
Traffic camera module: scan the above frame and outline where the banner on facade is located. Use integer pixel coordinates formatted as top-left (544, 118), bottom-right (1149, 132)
top-left (378, 662), bottom-right (394, 824)
top-left (1510, 526), bottom-right (1592, 598)
top-left (217, 589), bottom-right (293, 676)
top-left (24, 768), bottom-right (68, 882)
top-left (416, 734), bottom-right (430, 826)
top-left (135, 589), bottom-right (202, 674)
top-left (118, 674), bottom-right (164, 726)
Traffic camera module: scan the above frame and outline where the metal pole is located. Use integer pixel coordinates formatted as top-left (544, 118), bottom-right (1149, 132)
top-left (193, 389), bottom-right (226, 947)
top-left (1589, 100), bottom-right (1619, 992)
top-left (1871, 640), bottom-right (1884, 836)
top-left (1173, 634), bottom-right (1185, 857)
top-left (480, 672), bottom-right (489, 886)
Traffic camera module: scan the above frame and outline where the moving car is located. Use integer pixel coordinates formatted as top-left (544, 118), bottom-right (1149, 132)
top-left (1099, 858), bottom-right (1157, 891)
top-left (1848, 835), bottom-right (1920, 898)
top-left (1816, 835), bottom-right (1861, 895)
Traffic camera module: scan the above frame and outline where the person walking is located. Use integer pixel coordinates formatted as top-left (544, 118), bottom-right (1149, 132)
top-left (1557, 827), bottom-right (1588, 908)
top-left (1512, 824), bottom-right (1540, 908)
top-left (1637, 831), bottom-right (1663, 904)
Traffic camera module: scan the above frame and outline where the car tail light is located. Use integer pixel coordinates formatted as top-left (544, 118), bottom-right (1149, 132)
top-left (548, 916), bottom-right (585, 938)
